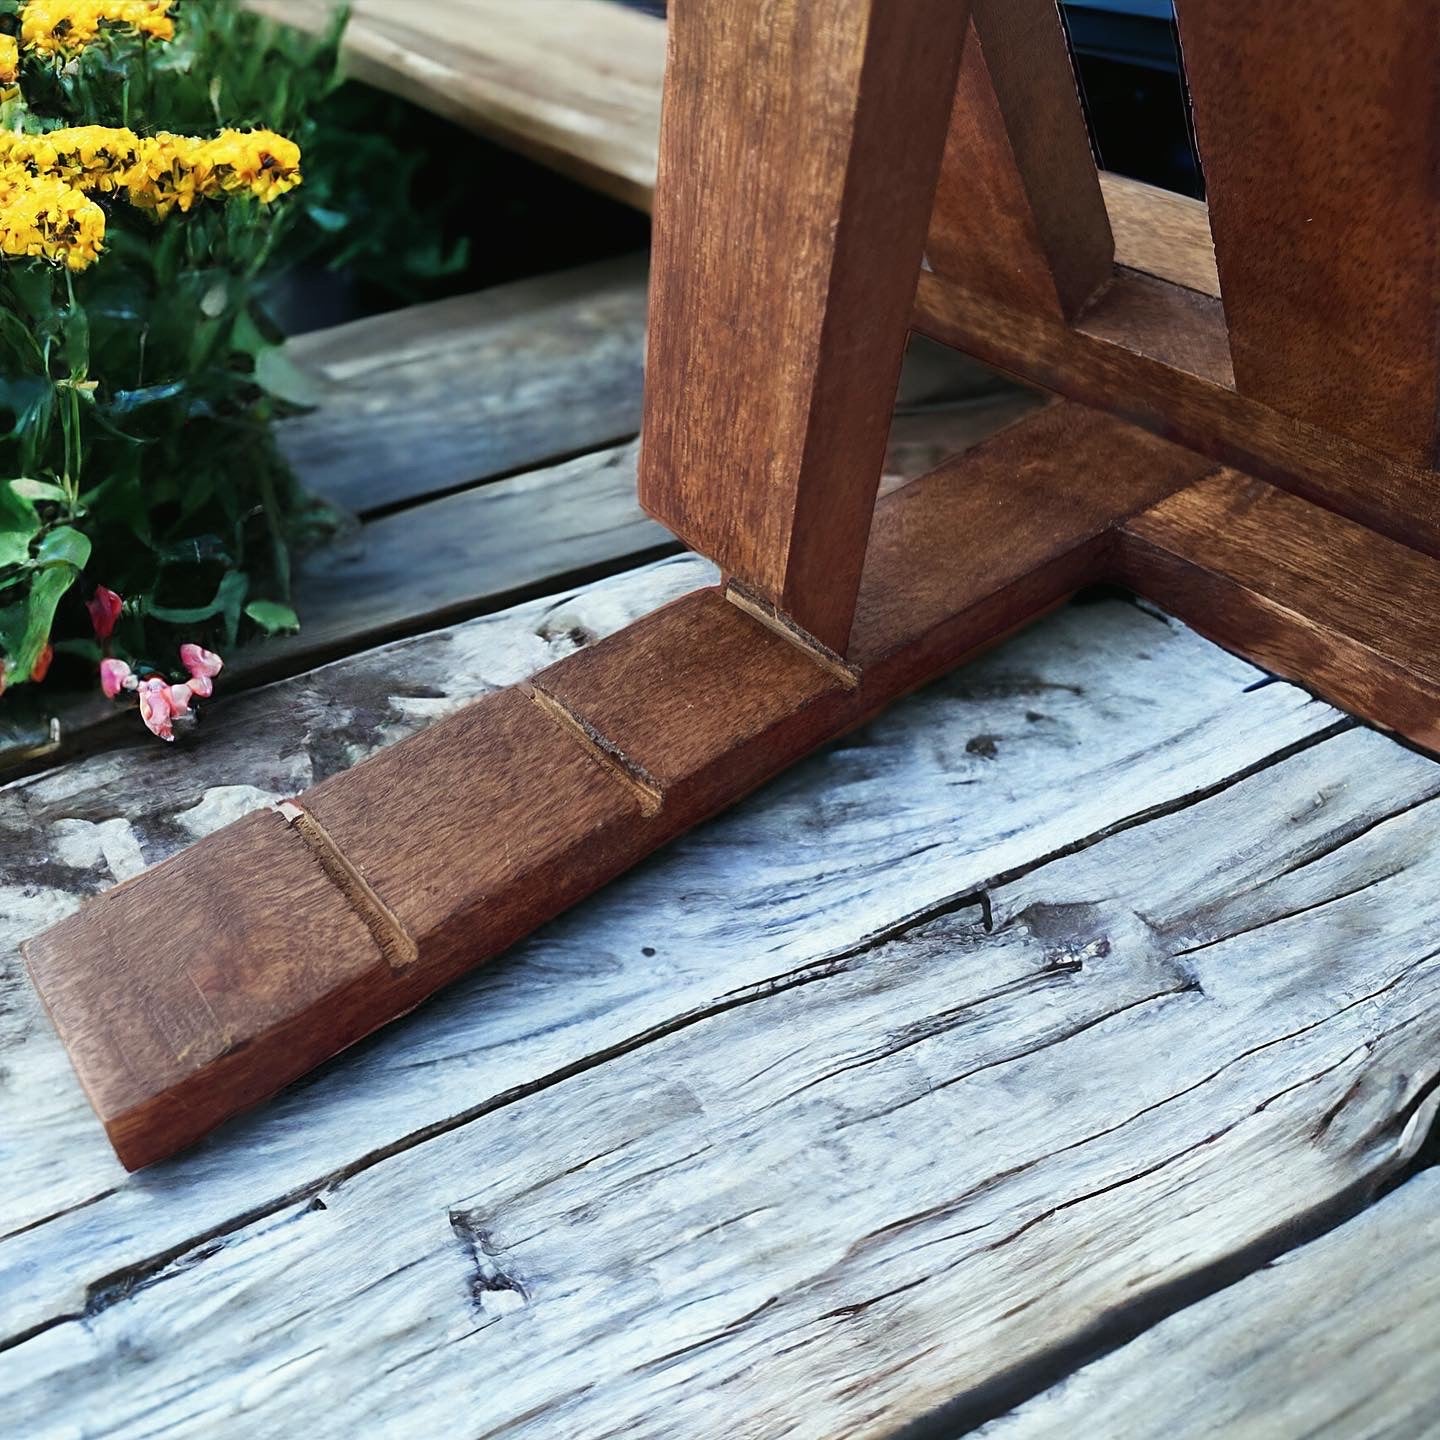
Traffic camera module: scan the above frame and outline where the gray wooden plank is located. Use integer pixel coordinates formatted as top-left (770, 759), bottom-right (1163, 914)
top-left (0, 547), bottom-right (1348, 1349)
top-left (280, 255), bottom-right (649, 517)
top-left (3, 705), bottom-right (1437, 1435)
top-left (975, 1167), bottom-right (1440, 1440)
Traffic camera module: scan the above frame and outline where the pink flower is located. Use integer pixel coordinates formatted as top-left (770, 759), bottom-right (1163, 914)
top-left (138, 678), bottom-right (176, 742)
top-left (179, 643), bottom-right (223, 699)
top-left (30, 644), bottom-right (53, 683)
top-left (100, 658), bottom-right (136, 699)
top-left (86, 586), bottom-right (124, 641)
top-left (168, 682), bottom-right (193, 716)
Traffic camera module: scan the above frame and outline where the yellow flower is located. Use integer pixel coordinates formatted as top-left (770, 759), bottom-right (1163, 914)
top-left (0, 125), bottom-right (141, 191)
top-left (0, 35), bottom-right (19, 86)
top-left (124, 131), bottom-right (208, 217)
top-left (19, 1), bottom-right (176, 58)
top-left (124, 129), bottom-right (302, 216)
top-left (0, 163), bottom-right (106, 269)
top-left (203, 130), bottom-right (303, 204)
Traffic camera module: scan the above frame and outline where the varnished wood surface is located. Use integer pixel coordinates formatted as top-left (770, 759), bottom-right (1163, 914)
top-left (24, 812), bottom-right (394, 1171)
top-left (639, 0), bottom-right (969, 654)
top-left (914, 270), bottom-right (1440, 564)
top-left (4, 545), bottom-right (1438, 1436)
top-left (1119, 469), bottom-right (1440, 753)
top-left (1175, 0), bottom-right (1440, 466)
top-left (927, 0), bottom-right (1112, 320)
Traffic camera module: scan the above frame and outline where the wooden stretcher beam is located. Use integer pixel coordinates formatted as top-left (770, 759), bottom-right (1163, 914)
top-left (913, 269), bottom-right (1440, 565)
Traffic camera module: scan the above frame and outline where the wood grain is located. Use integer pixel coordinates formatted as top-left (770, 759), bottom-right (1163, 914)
top-left (1098, 171), bottom-right (1218, 299)
top-left (1119, 467), bottom-right (1440, 753)
top-left (977, 1169), bottom-right (1440, 1440)
top-left (638, 0), bottom-right (970, 654)
top-left (1175, 0), bottom-right (1440, 465)
top-left (22, 405), bottom-right (1209, 1168)
top-left (928, 0), bottom-right (1112, 320)
top-left (281, 256), bottom-right (649, 516)
top-left (8, 719), bottom-right (1440, 1437)
top-left (22, 810), bottom-right (392, 1171)
top-left (2, 563), bottom-right (1340, 1344)
top-left (244, 0), bottom-right (666, 210)
top-left (914, 269), bottom-right (1440, 564)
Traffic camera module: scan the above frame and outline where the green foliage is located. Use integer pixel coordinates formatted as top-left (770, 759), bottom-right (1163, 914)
top-left (0, 0), bottom-right (350, 696)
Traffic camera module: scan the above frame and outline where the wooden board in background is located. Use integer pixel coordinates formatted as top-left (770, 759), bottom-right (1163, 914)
top-left (244, 0), bottom-right (667, 210)
top-left (280, 255), bottom-right (649, 516)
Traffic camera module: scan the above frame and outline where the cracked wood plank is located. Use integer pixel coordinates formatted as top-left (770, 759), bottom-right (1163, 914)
top-left (975, 1166), bottom-right (1440, 1439)
top-left (2, 715), bottom-right (1437, 1436)
top-left (0, 558), bottom-right (1339, 1343)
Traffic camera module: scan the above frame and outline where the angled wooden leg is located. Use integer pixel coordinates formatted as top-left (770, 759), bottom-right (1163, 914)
top-left (1175, 0), bottom-right (1440, 466)
top-left (638, 0), bottom-right (970, 656)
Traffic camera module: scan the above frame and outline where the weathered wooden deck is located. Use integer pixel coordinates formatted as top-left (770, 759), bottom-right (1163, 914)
top-left (3, 5), bottom-right (1438, 1433)
top-left (2, 257), bottom-right (1438, 1435)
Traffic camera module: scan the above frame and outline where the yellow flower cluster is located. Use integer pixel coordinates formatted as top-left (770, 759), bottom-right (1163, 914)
top-left (0, 124), bottom-right (142, 192)
top-left (0, 125), bottom-right (303, 268)
top-left (20, 0), bottom-right (176, 58)
top-left (127, 129), bottom-right (305, 217)
top-left (0, 35), bottom-right (19, 87)
top-left (0, 164), bottom-right (105, 269)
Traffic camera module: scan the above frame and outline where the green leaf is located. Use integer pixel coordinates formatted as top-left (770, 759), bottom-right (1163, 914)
top-left (12, 563), bottom-right (77, 680)
top-left (36, 526), bottom-right (92, 571)
top-left (149, 570), bottom-right (248, 644)
top-left (244, 599), bottom-right (300, 634)
top-left (253, 346), bottom-right (323, 408)
top-left (0, 485), bottom-right (39, 570)
top-left (62, 299), bottom-right (91, 377)
top-left (10, 478), bottom-right (70, 504)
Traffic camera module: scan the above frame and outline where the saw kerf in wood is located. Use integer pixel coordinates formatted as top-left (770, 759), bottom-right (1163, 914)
top-left (26, 0), bottom-right (1440, 1169)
